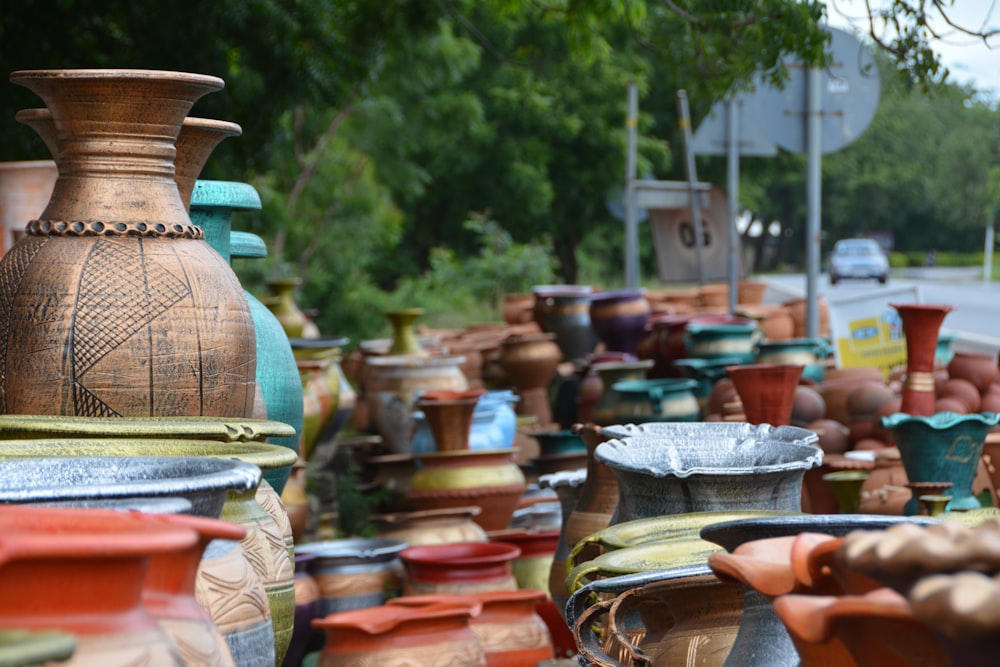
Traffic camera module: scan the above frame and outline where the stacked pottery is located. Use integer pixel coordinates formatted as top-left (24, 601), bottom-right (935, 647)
top-left (608, 378), bottom-right (700, 423)
top-left (2, 69), bottom-right (257, 419)
top-left (538, 468), bottom-right (587, 622)
top-left (589, 359), bottom-right (654, 425)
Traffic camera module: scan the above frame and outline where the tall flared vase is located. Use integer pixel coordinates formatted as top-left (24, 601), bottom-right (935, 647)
top-left (414, 389), bottom-right (486, 451)
top-left (191, 182), bottom-right (302, 494)
top-left (266, 277), bottom-right (309, 340)
top-left (385, 308), bottom-right (428, 357)
top-left (891, 303), bottom-right (955, 416)
top-left (2, 69), bottom-right (256, 418)
top-left (726, 364), bottom-right (804, 426)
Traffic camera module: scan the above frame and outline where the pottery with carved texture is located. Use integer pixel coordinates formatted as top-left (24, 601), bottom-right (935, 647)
top-left (538, 468), bottom-right (587, 620)
top-left (4, 69), bottom-right (257, 419)
top-left (296, 538), bottom-right (406, 620)
top-left (372, 506), bottom-right (488, 546)
top-left (400, 541), bottom-right (522, 595)
top-left (312, 600), bottom-right (485, 667)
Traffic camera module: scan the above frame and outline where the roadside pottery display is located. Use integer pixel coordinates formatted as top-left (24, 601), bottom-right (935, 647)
top-left (672, 355), bottom-right (749, 415)
top-left (289, 335), bottom-right (353, 460)
top-left (191, 181), bottom-right (302, 491)
top-left (399, 541), bottom-right (522, 595)
top-left (891, 303), bottom-right (955, 416)
top-left (372, 506), bottom-right (488, 546)
top-left (295, 538), bottom-right (407, 619)
top-left (411, 389), bottom-right (517, 454)
top-left (390, 590), bottom-right (555, 667)
top-left (588, 288), bottom-right (651, 356)
top-left (594, 423), bottom-right (822, 524)
top-left (0, 159), bottom-right (57, 254)
top-left (3, 68), bottom-right (257, 418)
top-left (881, 411), bottom-right (1000, 514)
top-left (497, 333), bottom-right (561, 426)
top-left (0, 504), bottom-right (200, 666)
top-left (364, 353), bottom-right (468, 453)
top-left (609, 378), bottom-right (700, 423)
top-left (407, 448), bottom-right (528, 532)
top-left (312, 601), bottom-right (486, 667)
top-left (822, 470), bottom-right (872, 514)
top-left (571, 564), bottom-right (744, 667)
top-left (144, 513), bottom-right (246, 667)
top-left (725, 364), bottom-right (804, 426)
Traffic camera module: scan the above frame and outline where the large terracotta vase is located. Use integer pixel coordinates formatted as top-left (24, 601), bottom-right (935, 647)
top-left (0, 504), bottom-right (199, 666)
top-left (497, 333), bottom-right (561, 426)
top-left (881, 411), bottom-right (1000, 514)
top-left (726, 364), bottom-right (804, 426)
top-left (0, 159), bottom-right (57, 254)
top-left (312, 601), bottom-right (485, 667)
top-left (891, 303), bottom-right (955, 416)
top-left (407, 448), bottom-right (528, 532)
top-left (2, 69), bottom-right (257, 418)
top-left (190, 180), bottom-right (303, 492)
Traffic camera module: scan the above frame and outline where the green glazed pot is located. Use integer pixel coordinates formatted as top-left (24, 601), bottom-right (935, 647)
top-left (0, 438), bottom-right (297, 667)
top-left (0, 414), bottom-right (296, 494)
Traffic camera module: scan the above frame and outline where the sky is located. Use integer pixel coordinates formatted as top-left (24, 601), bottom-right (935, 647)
top-left (825, 0), bottom-right (999, 99)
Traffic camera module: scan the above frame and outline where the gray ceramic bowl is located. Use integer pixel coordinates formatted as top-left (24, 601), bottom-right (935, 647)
top-left (0, 456), bottom-right (260, 518)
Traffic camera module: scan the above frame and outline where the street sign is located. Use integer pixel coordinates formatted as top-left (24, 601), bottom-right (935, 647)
top-left (692, 93), bottom-right (779, 157)
top-left (649, 187), bottom-right (735, 282)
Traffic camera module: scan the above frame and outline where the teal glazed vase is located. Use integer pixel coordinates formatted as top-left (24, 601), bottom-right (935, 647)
top-left (881, 411), bottom-right (1000, 515)
top-left (191, 181), bottom-right (302, 493)
top-left (610, 378), bottom-right (701, 423)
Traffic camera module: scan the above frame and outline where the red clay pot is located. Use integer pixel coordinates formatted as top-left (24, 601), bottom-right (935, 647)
top-left (0, 504), bottom-right (198, 665)
top-left (892, 303), bottom-right (955, 416)
top-left (726, 364), bottom-right (804, 426)
top-left (399, 542), bottom-right (521, 596)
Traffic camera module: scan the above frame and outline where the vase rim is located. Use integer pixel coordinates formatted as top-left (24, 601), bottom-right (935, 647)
top-left (10, 68), bottom-right (225, 89)
top-left (0, 414), bottom-right (295, 441)
top-left (296, 537), bottom-right (408, 560)
top-left (589, 288), bottom-right (647, 301)
top-left (880, 411), bottom-right (1000, 429)
top-left (191, 180), bottom-right (261, 211)
top-left (537, 469), bottom-right (587, 488)
top-left (699, 513), bottom-right (936, 551)
top-left (591, 359), bottom-right (654, 373)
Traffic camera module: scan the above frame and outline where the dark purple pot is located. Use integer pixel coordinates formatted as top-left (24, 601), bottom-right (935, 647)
top-left (589, 289), bottom-right (651, 356)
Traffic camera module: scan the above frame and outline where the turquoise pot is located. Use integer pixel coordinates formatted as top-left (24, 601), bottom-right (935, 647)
top-left (191, 180), bottom-right (302, 493)
top-left (881, 411), bottom-right (1000, 515)
top-left (754, 337), bottom-right (832, 383)
top-left (610, 378), bottom-right (700, 423)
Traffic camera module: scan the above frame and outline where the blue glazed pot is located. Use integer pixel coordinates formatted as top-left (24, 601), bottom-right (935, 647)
top-left (881, 411), bottom-right (1000, 514)
top-left (191, 180), bottom-right (302, 493)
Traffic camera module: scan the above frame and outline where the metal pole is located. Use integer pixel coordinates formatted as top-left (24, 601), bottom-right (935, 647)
top-left (624, 82), bottom-right (640, 288)
top-left (985, 224), bottom-right (994, 283)
top-left (726, 98), bottom-right (740, 313)
top-left (677, 91), bottom-right (708, 285)
top-left (805, 67), bottom-right (823, 339)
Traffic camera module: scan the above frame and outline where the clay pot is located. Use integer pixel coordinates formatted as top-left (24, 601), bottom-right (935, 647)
top-left (390, 591), bottom-right (555, 666)
top-left (806, 418), bottom-right (851, 455)
top-left (538, 468), bottom-right (587, 622)
top-left (589, 359), bottom-right (654, 425)
top-left (947, 351), bottom-right (998, 393)
top-left (497, 333), bottom-right (561, 426)
top-left (0, 505), bottom-right (199, 666)
top-left (407, 448), bottom-right (528, 532)
top-left (487, 529), bottom-right (560, 593)
top-left (371, 507), bottom-right (489, 546)
top-left (935, 396), bottom-right (970, 414)
top-left (364, 354), bottom-right (469, 453)
top-left (400, 542), bottom-right (522, 595)
top-left (791, 386), bottom-right (826, 427)
top-left (684, 320), bottom-right (758, 361)
top-left (726, 364), bottom-right (804, 426)
top-left (295, 538), bottom-right (407, 619)
top-left (783, 296), bottom-right (830, 338)
top-left (737, 280), bottom-right (768, 305)
top-left (312, 601), bottom-right (485, 667)
top-left (3, 69), bottom-right (257, 418)
top-left (846, 381), bottom-right (895, 423)
top-left (539, 287), bottom-right (597, 361)
top-left (414, 388), bottom-right (487, 451)
top-left (384, 308), bottom-right (428, 357)
top-left (503, 293), bottom-right (535, 325)
top-left (608, 378), bottom-right (701, 423)
top-left (283, 553), bottom-right (320, 667)
top-left (588, 289), bottom-right (651, 356)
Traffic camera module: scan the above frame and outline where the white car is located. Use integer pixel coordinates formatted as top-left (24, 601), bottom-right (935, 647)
top-left (828, 238), bottom-right (890, 285)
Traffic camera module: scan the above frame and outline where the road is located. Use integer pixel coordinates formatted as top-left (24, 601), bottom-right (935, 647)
top-left (759, 267), bottom-right (1000, 355)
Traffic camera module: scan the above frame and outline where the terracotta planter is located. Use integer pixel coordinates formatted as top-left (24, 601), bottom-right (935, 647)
top-left (4, 69), bottom-right (256, 418)
top-left (726, 364), bottom-right (804, 426)
top-left (312, 601), bottom-right (485, 667)
top-left (390, 590), bottom-right (555, 667)
top-left (415, 388), bottom-right (487, 451)
top-left (0, 505), bottom-right (199, 666)
top-left (891, 303), bottom-right (955, 416)
top-left (295, 538), bottom-right (407, 619)
top-left (407, 448), bottom-right (528, 532)
top-left (400, 541), bottom-right (522, 595)
top-left (947, 351), bottom-right (998, 393)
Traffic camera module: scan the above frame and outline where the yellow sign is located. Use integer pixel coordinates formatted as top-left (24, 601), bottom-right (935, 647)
top-left (829, 290), bottom-right (917, 381)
